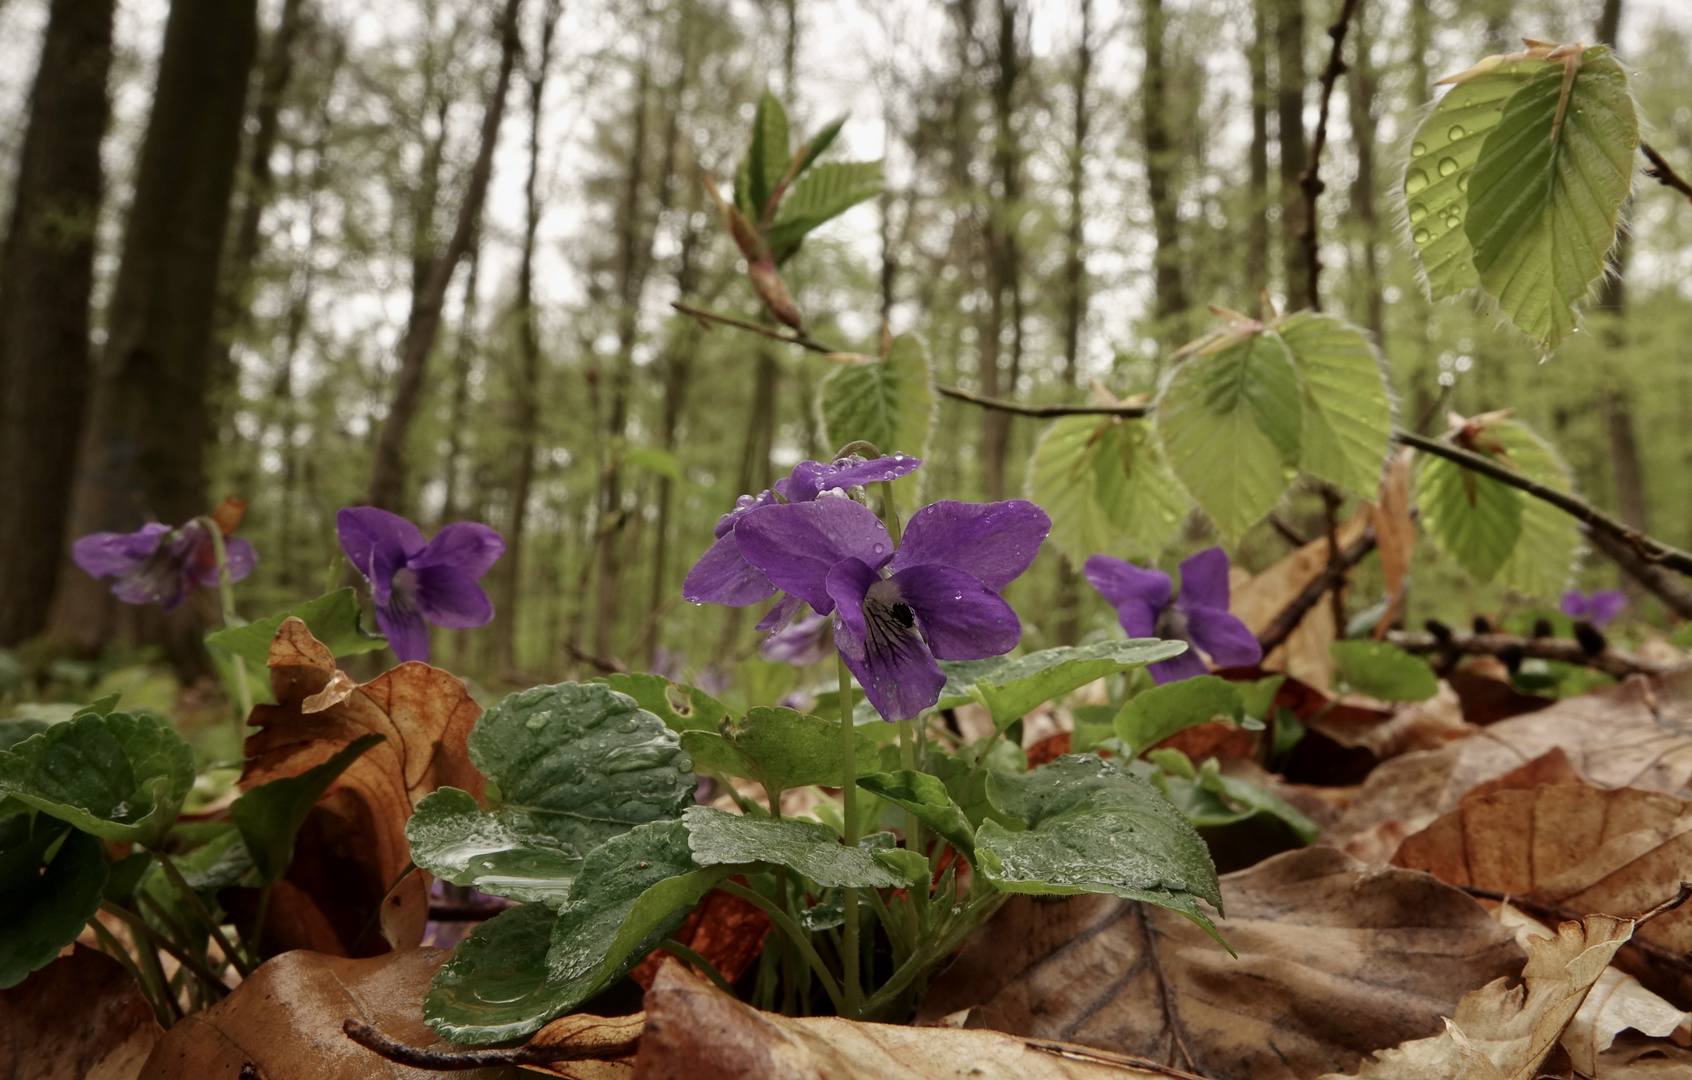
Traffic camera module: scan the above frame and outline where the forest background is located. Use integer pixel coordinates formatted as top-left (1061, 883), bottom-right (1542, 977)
top-left (2, 0), bottom-right (1690, 736)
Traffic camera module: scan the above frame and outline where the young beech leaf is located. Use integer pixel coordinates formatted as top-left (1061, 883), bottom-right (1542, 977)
top-left (1156, 332), bottom-right (1302, 544)
top-left (767, 160), bottom-right (884, 263)
top-left (0, 818), bottom-right (106, 989)
top-left (1026, 416), bottom-right (1187, 562)
top-left (742, 89), bottom-right (791, 220)
top-left (1465, 47), bottom-right (1638, 353)
top-left (961, 640), bottom-right (1189, 727)
top-left (407, 682), bottom-right (695, 904)
top-left (1278, 313), bottom-right (1395, 498)
top-left (856, 770), bottom-right (976, 859)
top-left (820, 334), bottom-right (934, 470)
top-left (595, 672), bottom-right (733, 734)
top-left (1491, 422), bottom-right (1580, 599)
top-left (1114, 675), bottom-right (1246, 756)
top-left (0, 711), bottom-right (194, 850)
top-left (230, 733), bottom-right (384, 883)
top-left (1330, 641), bottom-right (1440, 703)
top-left (205, 588), bottom-right (385, 668)
top-left (681, 805), bottom-right (900, 889)
top-left (678, 706), bottom-right (879, 794)
top-left (975, 755), bottom-right (1225, 944)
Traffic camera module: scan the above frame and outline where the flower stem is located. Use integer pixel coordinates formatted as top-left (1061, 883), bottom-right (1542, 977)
top-left (198, 516), bottom-right (252, 728)
top-left (878, 480), bottom-right (903, 544)
top-left (152, 848), bottom-right (253, 978)
top-left (898, 719), bottom-right (925, 937)
top-left (720, 881), bottom-right (844, 1014)
top-left (836, 653), bottom-right (861, 1018)
top-left (658, 937), bottom-right (736, 995)
top-left (89, 917), bottom-right (173, 1027)
top-left (104, 900), bottom-right (229, 999)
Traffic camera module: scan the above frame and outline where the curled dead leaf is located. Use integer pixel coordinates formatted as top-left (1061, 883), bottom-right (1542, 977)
top-left (1370, 448), bottom-right (1416, 638)
top-left (1231, 511), bottom-right (1369, 688)
top-left (0, 944), bottom-right (161, 1080)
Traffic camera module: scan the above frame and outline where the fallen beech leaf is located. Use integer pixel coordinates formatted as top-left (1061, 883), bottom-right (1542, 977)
top-left (1445, 668), bottom-right (1554, 726)
top-left (1231, 511), bottom-right (1369, 688)
top-left (1392, 782), bottom-right (1692, 1008)
top-left (238, 618), bottom-right (484, 957)
top-left (626, 885), bottom-right (768, 991)
top-left (138, 948), bottom-right (507, 1080)
top-left (916, 846), bottom-right (1523, 1080)
top-left (523, 1013), bottom-right (645, 1079)
top-left (1371, 448), bottom-right (1416, 637)
top-left (1596, 1031), bottom-right (1692, 1077)
top-left (1326, 914), bottom-right (1635, 1080)
top-left (637, 959), bottom-right (1171, 1079)
top-left (0, 944), bottom-right (161, 1080)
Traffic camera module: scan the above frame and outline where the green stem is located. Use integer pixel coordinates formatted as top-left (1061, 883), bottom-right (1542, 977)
top-left (104, 900), bottom-right (229, 999)
top-left (878, 480), bottom-right (903, 544)
top-left (659, 937), bottom-right (737, 995)
top-left (720, 882), bottom-right (844, 1015)
top-left (860, 883), bottom-right (1008, 1018)
top-left (198, 516), bottom-right (252, 726)
top-left (152, 849), bottom-right (253, 978)
top-left (131, 917), bottom-right (184, 1022)
top-left (837, 655), bottom-right (861, 1018)
top-left (90, 918), bottom-right (171, 1027)
top-left (898, 719), bottom-right (925, 937)
top-left (250, 881), bottom-right (274, 967)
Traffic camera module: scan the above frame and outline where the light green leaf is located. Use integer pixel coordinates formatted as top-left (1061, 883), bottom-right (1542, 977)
top-left (426, 903), bottom-right (565, 1044)
top-left (1405, 57), bottom-right (1542, 298)
top-left (791, 115), bottom-right (846, 179)
top-left (856, 770), bottom-right (976, 859)
top-left (1330, 641), bottom-right (1439, 702)
top-left (967, 640), bottom-right (1189, 726)
top-left (678, 706), bottom-right (878, 794)
top-left (743, 89), bottom-right (790, 219)
top-left (1114, 676), bottom-right (1246, 756)
top-left (1416, 446), bottom-right (1524, 585)
top-left (595, 673), bottom-right (733, 734)
top-left (682, 805), bottom-right (899, 888)
top-left (1095, 419), bottom-right (1191, 555)
top-left (1156, 333), bottom-right (1302, 543)
top-left (407, 683), bottom-right (695, 904)
top-left (205, 588), bottom-right (385, 667)
top-left (0, 820), bottom-right (106, 989)
top-left (1278, 313), bottom-right (1395, 496)
top-left (231, 734), bottom-right (384, 883)
top-left (1153, 754), bottom-right (1319, 844)
top-left (1027, 416), bottom-right (1121, 562)
top-left (0, 711), bottom-right (194, 849)
top-left (624, 446), bottom-right (684, 485)
top-left (768, 161), bottom-right (884, 262)
top-left (1493, 422), bottom-right (1580, 599)
top-left (820, 334), bottom-right (934, 464)
top-left (1465, 47), bottom-right (1638, 352)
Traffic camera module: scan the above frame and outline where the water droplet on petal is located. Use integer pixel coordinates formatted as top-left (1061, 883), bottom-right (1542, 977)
top-left (1458, 174), bottom-right (1470, 193)
top-left (1408, 202), bottom-right (1427, 223)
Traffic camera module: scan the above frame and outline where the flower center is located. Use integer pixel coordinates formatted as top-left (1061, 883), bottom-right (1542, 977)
top-left (390, 566), bottom-right (420, 613)
top-left (862, 580), bottom-right (925, 660)
top-left (1154, 604), bottom-right (1192, 647)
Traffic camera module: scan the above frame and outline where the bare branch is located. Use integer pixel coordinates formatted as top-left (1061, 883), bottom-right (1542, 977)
top-left (1385, 628), bottom-right (1679, 679)
top-left (1257, 529), bottom-right (1376, 655)
top-left (670, 301), bottom-right (839, 355)
top-left (936, 384), bottom-right (1148, 418)
top-left (1296, 0), bottom-right (1364, 309)
top-left (1642, 141), bottom-right (1692, 206)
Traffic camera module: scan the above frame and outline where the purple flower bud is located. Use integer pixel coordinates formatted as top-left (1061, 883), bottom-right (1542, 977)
top-left (73, 519), bottom-right (256, 612)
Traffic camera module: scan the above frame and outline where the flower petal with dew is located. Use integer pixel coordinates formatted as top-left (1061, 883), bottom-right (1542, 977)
top-left (733, 498), bottom-right (895, 615)
top-left (760, 610), bottom-right (834, 666)
top-left (1561, 589), bottom-right (1626, 628)
top-left (73, 519), bottom-right (255, 613)
top-left (1085, 546), bottom-right (1260, 684)
top-left (776, 453), bottom-right (921, 503)
top-left (336, 507), bottom-right (504, 664)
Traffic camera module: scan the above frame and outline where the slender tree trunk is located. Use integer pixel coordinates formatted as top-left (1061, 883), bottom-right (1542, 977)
top-left (1060, 0), bottom-right (1091, 393)
top-left (438, 232), bottom-right (482, 527)
top-left (495, 0), bottom-right (560, 676)
top-left (1408, 0), bottom-right (1430, 107)
top-left (1347, 5), bottom-right (1383, 342)
top-left (0, 0), bottom-right (115, 645)
top-left (365, 0), bottom-right (522, 513)
top-left (1273, 0), bottom-right (1308, 310)
top-left (980, 0), bottom-right (1023, 501)
top-left (1246, 0), bottom-right (1270, 302)
top-left (1142, 0), bottom-right (1187, 348)
top-left (52, 0), bottom-right (258, 661)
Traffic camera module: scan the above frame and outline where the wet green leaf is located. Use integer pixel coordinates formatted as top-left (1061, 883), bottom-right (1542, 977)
top-left (205, 588), bottom-right (385, 667)
top-left (679, 706), bottom-right (878, 795)
top-left (967, 641), bottom-right (1188, 726)
top-left (231, 733), bottom-right (384, 883)
top-left (856, 770), bottom-right (975, 859)
top-left (682, 805), bottom-right (899, 888)
top-left (1330, 642), bottom-right (1439, 702)
top-left (595, 673), bottom-right (732, 734)
top-left (1114, 676), bottom-right (1245, 756)
top-left (425, 902), bottom-right (565, 1044)
top-left (0, 821), bottom-right (106, 989)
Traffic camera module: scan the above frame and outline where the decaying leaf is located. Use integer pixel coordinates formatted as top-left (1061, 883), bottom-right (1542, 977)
top-left (916, 846), bottom-right (1523, 1080)
top-left (521, 1012), bottom-right (644, 1080)
top-left (0, 944), bottom-right (162, 1080)
top-left (1371, 448), bottom-right (1416, 638)
top-left (138, 947), bottom-right (515, 1079)
top-left (626, 885), bottom-right (768, 990)
top-left (637, 960), bottom-right (1171, 1079)
top-left (1392, 781), bottom-right (1692, 1008)
top-left (1231, 512), bottom-right (1370, 688)
top-left (239, 618), bottom-right (485, 956)
top-left (1327, 914), bottom-right (1635, 1080)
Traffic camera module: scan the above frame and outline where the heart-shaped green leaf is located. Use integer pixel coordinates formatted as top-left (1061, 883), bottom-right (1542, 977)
top-left (0, 819), bottom-right (106, 989)
top-left (205, 587), bottom-right (385, 667)
top-left (1114, 675), bottom-right (1245, 756)
top-left (679, 706), bottom-right (878, 795)
top-left (963, 641), bottom-right (1188, 726)
top-left (682, 805), bottom-right (899, 888)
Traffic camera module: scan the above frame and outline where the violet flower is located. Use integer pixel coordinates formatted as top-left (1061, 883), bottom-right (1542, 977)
top-left (1085, 547), bottom-right (1261, 684)
top-left (73, 520), bottom-right (255, 612)
top-left (759, 610), bottom-right (833, 666)
top-left (734, 498), bottom-right (1050, 721)
top-left (1561, 589), bottom-right (1626, 628)
top-left (682, 454), bottom-right (922, 630)
top-left (336, 507), bottom-right (504, 664)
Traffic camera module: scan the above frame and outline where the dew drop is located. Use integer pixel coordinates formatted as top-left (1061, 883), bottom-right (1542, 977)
top-left (1405, 168), bottom-right (1429, 195)
top-left (1412, 227), bottom-right (1432, 244)
top-left (1411, 141), bottom-right (1428, 158)
top-left (1438, 156), bottom-right (1458, 177)
top-left (1447, 124), bottom-right (1467, 140)
top-left (1609, 71), bottom-right (1626, 84)
top-left (1408, 202), bottom-right (1427, 223)
top-left (1627, 136), bottom-right (1639, 149)
top-left (1458, 174), bottom-right (1470, 193)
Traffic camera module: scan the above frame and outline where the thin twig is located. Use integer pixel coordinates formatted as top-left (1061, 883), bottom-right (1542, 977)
top-left (1258, 530), bottom-right (1377, 655)
top-left (564, 642), bottom-right (628, 674)
top-left (1385, 629), bottom-right (1679, 679)
top-left (342, 1019), bottom-right (639, 1070)
top-left (1296, 0), bottom-right (1364, 309)
top-left (1135, 903), bottom-right (1198, 1074)
top-left (670, 301), bottom-right (839, 355)
top-left (1583, 524), bottom-right (1692, 619)
top-left (1023, 1037), bottom-right (1211, 1080)
top-left (1642, 141), bottom-right (1692, 205)
top-left (937, 384), bottom-right (1148, 418)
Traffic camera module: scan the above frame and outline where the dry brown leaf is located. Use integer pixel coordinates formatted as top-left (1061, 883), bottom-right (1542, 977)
top-left (915, 846), bottom-right (1523, 1080)
top-left (139, 947), bottom-right (516, 1080)
top-left (238, 618), bottom-right (485, 957)
top-left (0, 944), bottom-right (162, 1080)
top-left (521, 1013), bottom-right (645, 1079)
top-left (1391, 782), bottom-right (1692, 1008)
top-left (1231, 511), bottom-right (1369, 688)
top-left (1595, 1031), bottom-right (1692, 1077)
top-left (1371, 448), bottom-right (1416, 638)
top-left (635, 960), bottom-right (1171, 1080)
top-left (627, 886), bottom-right (769, 991)
top-left (1326, 915), bottom-right (1635, 1080)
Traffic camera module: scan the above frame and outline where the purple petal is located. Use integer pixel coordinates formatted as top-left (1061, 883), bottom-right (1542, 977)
top-left (760, 611), bottom-right (833, 666)
top-left (72, 523), bottom-right (171, 579)
top-left (1588, 590), bottom-right (1627, 627)
top-left (755, 594), bottom-right (804, 633)
top-left (713, 490), bottom-right (779, 539)
top-left (825, 557), bottom-right (880, 646)
top-left (223, 537), bottom-right (258, 583)
top-left (337, 507), bottom-right (425, 604)
top-left (782, 455), bottom-right (923, 504)
top-left (1174, 547), bottom-right (1233, 613)
top-left (375, 598), bottom-right (432, 663)
top-left (892, 565), bottom-right (1021, 660)
top-left (1185, 605), bottom-right (1263, 668)
top-left (414, 522), bottom-right (504, 579)
top-left (833, 612), bottom-right (946, 722)
top-left (1560, 591), bottom-right (1586, 619)
top-left (891, 500), bottom-right (1050, 590)
top-left (412, 565), bottom-right (495, 629)
top-left (110, 560), bottom-right (188, 611)
top-left (189, 532), bottom-right (258, 588)
top-left (682, 533), bottom-right (777, 607)
top-left (1148, 649), bottom-right (1208, 685)
top-left (734, 499), bottom-right (892, 615)
top-left (1084, 555), bottom-right (1170, 638)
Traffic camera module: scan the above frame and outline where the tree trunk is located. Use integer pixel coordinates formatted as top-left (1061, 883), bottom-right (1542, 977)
top-left (1142, 0), bottom-right (1187, 348)
top-left (365, 0), bottom-right (522, 514)
top-left (1346, 5), bottom-right (1383, 342)
top-left (1273, 0), bottom-right (1308, 310)
top-left (1060, 0), bottom-right (1091, 393)
top-left (980, 0), bottom-right (1023, 502)
top-left (1246, 0), bottom-right (1269, 303)
top-left (0, 0), bottom-right (115, 645)
top-left (52, 0), bottom-right (258, 659)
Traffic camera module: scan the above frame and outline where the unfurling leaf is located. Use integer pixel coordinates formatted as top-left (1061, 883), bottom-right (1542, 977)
top-left (1114, 675), bottom-right (1246, 756)
top-left (767, 161), bottom-right (883, 262)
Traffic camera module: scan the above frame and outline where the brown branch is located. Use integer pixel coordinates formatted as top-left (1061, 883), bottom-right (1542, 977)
top-left (936, 385), bottom-right (1149, 418)
top-left (564, 642), bottom-right (628, 674)
top-left (1023, 1037), bottom-right (1211, 1080)
top-left (1257, 530), bottom-right (1377, 655)
top-left (1385, 629), bottom-right (1679, 679)
top-left (669, 301), bottom-right (839, 355)
top-left (343, 1020), bottom-right (639, 1070)
top-left (1296, 0), bottom-right (1364, 310)
top-left (1642, 141), bottom-right (1692, 205)
top-left (1135, 903), bottom-right (1198, 1074)
top-left (1582, 524), bottom-right (1692, 620)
